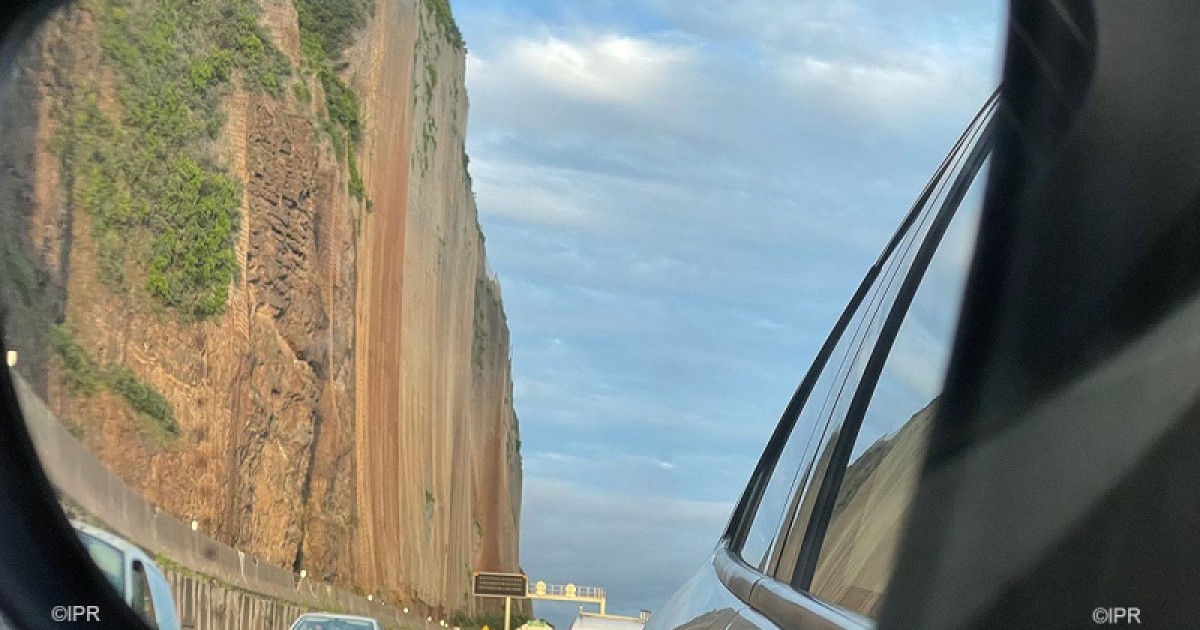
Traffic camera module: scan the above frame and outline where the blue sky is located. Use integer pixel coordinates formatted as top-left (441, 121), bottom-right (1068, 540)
top-left (452, 1), bottom-right (1005, 626)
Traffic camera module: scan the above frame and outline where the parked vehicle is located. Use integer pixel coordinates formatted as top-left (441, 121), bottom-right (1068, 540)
top-left (288, 612), bottom-right (381, 630)
top-left (70, 521), bottom-right (180, 630)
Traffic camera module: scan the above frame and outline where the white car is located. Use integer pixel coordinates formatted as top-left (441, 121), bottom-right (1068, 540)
top-left (71, 520), bottom-right (181, 630)
top-left (288, 612), bottom-right (382, 630)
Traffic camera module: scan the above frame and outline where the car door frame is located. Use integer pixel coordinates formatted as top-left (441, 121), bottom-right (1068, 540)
top-left (708, 89), bottom-right (998, 629)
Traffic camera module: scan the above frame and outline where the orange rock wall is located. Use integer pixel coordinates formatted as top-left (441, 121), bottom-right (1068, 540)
top-left (0, 0), bottom-right (521, 616)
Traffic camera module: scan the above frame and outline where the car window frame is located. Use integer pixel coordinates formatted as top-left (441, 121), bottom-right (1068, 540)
top-left (713, 89), bottom-right (999, 627)
top-left (130, 560), bottom-right (158, 627)
top-left (788, 112), bottom-right (996, 593)
top-left (722, 87), bottom-right (1000, 560)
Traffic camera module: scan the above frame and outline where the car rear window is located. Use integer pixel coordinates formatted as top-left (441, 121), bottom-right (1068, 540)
top-left (77, 532), bottom-right (124, 594)
top-left (294, 617), bottom-right (377, 630)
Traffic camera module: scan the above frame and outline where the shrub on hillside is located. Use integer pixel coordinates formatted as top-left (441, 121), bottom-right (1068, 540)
top-left (55, 0), bottom-right (289, 322)
top-left (294, 0), bottom-right (374, 61)
top-left (48, 326), bottom-right (103, 394)
top-left (47, 326), bottom-right (179, 437)
top-left (106, 365), bottom-right (178, 436)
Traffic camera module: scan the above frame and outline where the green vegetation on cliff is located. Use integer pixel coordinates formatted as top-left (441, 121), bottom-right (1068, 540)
top-left (294, 0), bottom-right (373, 60)
top-left (56, 0), bottom-right (289, 321)
top-left (48, 325), bottom-right (178, 438)
top-left (47, 325), bottom-right (103, 394)
top-left (295, 0), bottom-right (373, 205)
top-left (422, 0), bottom-right (464, 50)
top-left (472, 278), bottom-right (495, 372)
top-left (413, 0), bottom-right (465, 175)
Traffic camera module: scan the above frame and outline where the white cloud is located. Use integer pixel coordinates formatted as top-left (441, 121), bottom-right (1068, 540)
top-left (470, 156), bottom-right (601, 228)
top-left (774, 44), bottom-right (991, 132)
top-left (511, 370), bottom-right (757, 441)
top-left (462, 14), bottom-right (996, 278)
top-left (467, 30), bottom-right (697, 114)
top-left (638, 0), bottom-right (1000, 133)
top-left (753, 317), bottom-right (788, 332)
top-left (508, 33), bottom-right (694, 106)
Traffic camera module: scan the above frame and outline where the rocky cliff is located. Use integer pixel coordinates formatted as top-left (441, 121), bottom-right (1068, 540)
top-left (0, 0), bottom-right (521, 617)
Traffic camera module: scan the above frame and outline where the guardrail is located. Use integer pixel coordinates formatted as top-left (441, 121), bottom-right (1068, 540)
top-left (12, 375), bottom-right (408, 627)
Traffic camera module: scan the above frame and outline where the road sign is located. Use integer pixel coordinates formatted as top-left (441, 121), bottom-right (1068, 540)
top-left (473, 572), bottom-right (528, 598)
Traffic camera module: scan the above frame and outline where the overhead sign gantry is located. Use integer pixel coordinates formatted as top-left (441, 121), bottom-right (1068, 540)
top-left (472, 573), bottom-right (610, 630)
top-left (527, 581), bottom-right (607, 615)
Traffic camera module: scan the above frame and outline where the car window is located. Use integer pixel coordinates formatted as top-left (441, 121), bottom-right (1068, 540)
top-left (805, 162), bottom-right (987, 618)
top-left (130, 561), bottom-right (157, 628)
top-left (293, 617), bottom-right (376, 630)
top-left (77, 532), bottom-right (125, 595)
top-left (736, 169), bottom-right (948, 572)
top-left (757, 95), bottom-right (994, 592)
top-left (733, 100), bottom-right (999, 573)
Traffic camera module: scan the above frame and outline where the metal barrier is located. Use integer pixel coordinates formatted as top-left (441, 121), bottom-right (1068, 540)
top-left (12, 375), bottom-right (408, 627)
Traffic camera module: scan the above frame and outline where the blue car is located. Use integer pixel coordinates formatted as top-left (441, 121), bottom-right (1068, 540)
top-left (288, 612), bottom-right (382, 630)
top-left (70, 521), bottom-right (181, 630)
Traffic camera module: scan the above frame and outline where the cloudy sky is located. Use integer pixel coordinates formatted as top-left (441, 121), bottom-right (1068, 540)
top-left (453, 1), bottom-right (1005, 626)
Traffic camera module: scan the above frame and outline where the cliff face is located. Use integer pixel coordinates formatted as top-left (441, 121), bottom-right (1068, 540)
top-left (349, 0), bottom-right (524, 612)
top-left (0, 0), bottom-right (520, 616)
